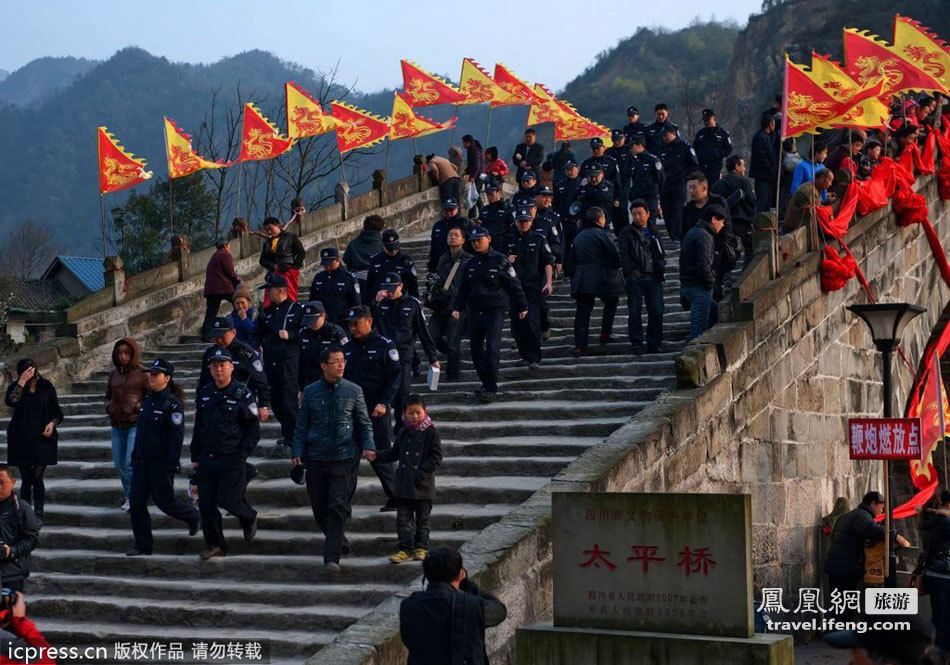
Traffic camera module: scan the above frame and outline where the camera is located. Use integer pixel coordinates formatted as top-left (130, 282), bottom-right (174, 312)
top-left (0, 588), bottom-right (18, 625)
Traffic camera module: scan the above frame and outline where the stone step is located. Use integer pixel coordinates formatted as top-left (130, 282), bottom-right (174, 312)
top-left (30, 572), bottom-right (404, 607)
top-left (41, 502), bottom-right (517, 533)
top-left (34, 617), bottom-right (332, 659)
top-left (39, 525), bottom-right (478, 557)
top-left (28, 474), bottom-right (550, 508)
top-left (43, 455), bottom-right (577, 482)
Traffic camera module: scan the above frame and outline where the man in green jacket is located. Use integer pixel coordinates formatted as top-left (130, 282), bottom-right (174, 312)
top-left (292, 345), bottom-right (375, 573)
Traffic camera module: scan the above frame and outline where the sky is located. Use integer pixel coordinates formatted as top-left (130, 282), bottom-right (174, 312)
top-left (2, 0), bottom-right (763, 92)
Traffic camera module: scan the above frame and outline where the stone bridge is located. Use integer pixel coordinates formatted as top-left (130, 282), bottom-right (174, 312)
top-left (0, 168), bottom-right (946, 664)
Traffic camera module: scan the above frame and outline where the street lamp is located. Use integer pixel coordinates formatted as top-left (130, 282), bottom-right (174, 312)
top-left (848, 303), bottom-right (925, 587)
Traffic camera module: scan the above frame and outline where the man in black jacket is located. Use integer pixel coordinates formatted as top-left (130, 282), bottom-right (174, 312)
top-left (400, 545), bottom-right (507, 665)
top-left (512, 129), bottom-right (544, 182)
top-left (644, 103), bottom-right (677, 153)
top-left (692, 108), bottom-right (732, 186)
top-left (427, 200), bottom-right (473, 274)
top-left (309, 248), bottom-right (362, 326)
top-left (452, 227), bottom-right (527, 401)
top-left (680, 205), bottom-right (725, 341)
top-left (507, 208), bottom-right (555, 369)
top-left (342, 214), bottom-right (384, 299)
top-left (623, 106), bottom-right (647, 142)
top-left (367, 230), bottom-right (419, 300)
top-left (823, 491), bottom-right (909, 598)
top-left (297, 301), bottom-right (348, 393)
top-left (259, 217), bottom-right (306, 303)
top-left (711, 155), bottom-right (757, 269)
top-left (618, 200), bottom-right (665, 355)
top-left (626, 135), bottom-right (665, 237)
top-left (427, 228), bottom-right (471, 382)
top-left (479, 184), bottom-right (509, 252)
top-left (656, 124), bottom-right (698, 242)
top-left (0, 466), bottom-right (39, 593)
top-left (750, 113), bottom-right (778, 213)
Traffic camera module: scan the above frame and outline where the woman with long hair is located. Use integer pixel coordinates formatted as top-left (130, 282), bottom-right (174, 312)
top-left (4, 359), bottom-right (62, 526)
top-left (126, 358), bottom-right (200, 556)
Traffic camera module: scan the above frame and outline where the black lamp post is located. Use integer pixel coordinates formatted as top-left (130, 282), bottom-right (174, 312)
top-left (848, 303), bottom-right (925, 587)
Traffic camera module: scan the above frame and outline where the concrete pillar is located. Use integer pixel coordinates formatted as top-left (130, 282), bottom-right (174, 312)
top-left (752, 211), bottom-right (778, 279)
top-left (335, 181), bottom-right (350, 220)
top-left (373, 169), bottom-right (388, 206)
top-left (230, 218), bottom-right (251, 260)
top-left (103, 256), bottom-right (126, 307)
top-left (413, 155), bottom-right (426, 192)
top-left (171, 236), bottom-right (191, 282)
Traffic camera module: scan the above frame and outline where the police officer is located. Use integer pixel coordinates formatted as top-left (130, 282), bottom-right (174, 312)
top-left (574, 164), bottom-right (616, 221)
top-left (580, 138), bottom-right (622, 194)
top-left (309, 247), bottom-right (361, 327)
top-left (298, 301), bottom-right (348, 392)
top-left (197, 318), bottom-right (271, 418)
top-left (255, 273), bottom-right (303, 451)
top-left (692, 108), bottom-right (732, 186)
top-left (507, 209), bottom-right (554, 369)
top-left (427, 227), bottom-right (471, 382)
top-left (427, 199), bottom-right (473, 274)
top-left (372, 273), bottom-right (440, 430)
top-left (508, 170), bottom-right (542, 223)
top-left (479, 183), bottom-right (510, 252)
top-left (342, 305), bottom-right (400, 510)
top-left (554, 160), bottom-right (583, 259)
top-left (626, 135), bottom-right (665, 236)
top-left (656, 123), bottom-right (698, 243)
top-left (366, 229), bottom-right (419, 301)
top-left (607, 130), bottom-right (632, 234)
top-left (534, 187), bottom-right (562, 341)
top-left (126, 358), bottom-right (201, 556)
top-left (190, 348), bottom-right (261, 560)
top-left (452, 227), bottom-right (527, 401)
top-left (644, 103), bottom-right (678, 153)
top-left (623, 106), bottom-right (647, 141)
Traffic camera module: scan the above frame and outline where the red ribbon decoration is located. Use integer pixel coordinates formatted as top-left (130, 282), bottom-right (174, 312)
top-left (819, 245), bottom-right (857, 292)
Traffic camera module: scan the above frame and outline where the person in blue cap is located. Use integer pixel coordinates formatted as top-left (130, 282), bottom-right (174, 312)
top-left (190, 348), bottom-right (261, 560)
top-left (196, 317), bottom-right (270, 423)
top-left (367, 229), bottom-right (419, 303)
top-left (574, 164), bottom-right (616, 222)
top-left (308, 247), bottom-right (361, 327)
top-left (255, 273), bottom-right (303, 454)
top-left (554, 160), bottom-right (583, 257)
top-left (427, 198), bottom-right (473, 275)
top-left (623, 106), bottom-right (646, 142)
top-left (655, 123), bottom-right (698, 243)
top-left (692, 108), bottom-right (732, 186)
top-left (510, 170), bottom-right (541, 211)
top-left (126, 358), bottom-right (200, 556)
top-left (478, 183), bottom-right (510, 252)
top-left (372, 273), bottom-right (440, 431)
top-left (452, 226), bottom-right (527, 401)
top-left (298, 301), bottom-right (348, 393)
top-left (507, 208), bottom-right (554, 369)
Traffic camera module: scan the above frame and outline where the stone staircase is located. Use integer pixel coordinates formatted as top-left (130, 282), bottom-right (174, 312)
top-left (6, 230), bottom-right (690, 662)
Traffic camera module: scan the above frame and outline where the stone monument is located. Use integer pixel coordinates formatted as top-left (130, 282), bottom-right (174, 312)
top-left (516, 492), bottom-right (794, 665)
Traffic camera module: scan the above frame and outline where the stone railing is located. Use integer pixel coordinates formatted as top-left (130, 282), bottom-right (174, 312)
top-left (311, 176), bottom-right (950, 665)
top-left (4, 168), bottom-right (441, 388)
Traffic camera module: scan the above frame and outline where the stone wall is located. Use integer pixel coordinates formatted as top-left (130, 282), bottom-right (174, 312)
top-left (310, 177), bottom-right (950, 665)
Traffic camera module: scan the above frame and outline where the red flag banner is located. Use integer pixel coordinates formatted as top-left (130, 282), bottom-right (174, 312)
top-left (843, 28), bottom-right (949, 96)
top-left (97, 127), bottom-right (152, 194)
top-left (491, 63), bottom-right (539, 107)
top-left (239, 103), bottom-right (294, 162)
top-left (330, 102), bottom-right (390, 153)
top-left (400, 60), bottom-right (467, 107)
top-left (893, 15), bottom-right (950, 88)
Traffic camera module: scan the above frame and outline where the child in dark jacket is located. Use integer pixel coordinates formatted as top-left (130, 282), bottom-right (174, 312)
top-left (377, 394), bottom-right (443, 563)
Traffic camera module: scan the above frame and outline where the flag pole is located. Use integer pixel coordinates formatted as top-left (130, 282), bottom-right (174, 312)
top-left (449, 103), bottom-right (460, 146)
top-left (339, 152), bottom-right (348, 184)
top-left (412, 137), bottom-right (419, 158)
top-left (234, 162), bottom-right (243, 218)
top-left (99, 193), bottom-right (108, 259)
top-left (168, 177), bottom-right (175, 237)
top-left (485, 106), bottom-right (494, 147)
top-left (385, 138), bottom-right (392, 179)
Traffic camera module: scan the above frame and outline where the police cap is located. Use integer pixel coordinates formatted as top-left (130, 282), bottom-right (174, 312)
top-left (148, 357), bottom-right (175, 375)
top-left (381, 272), bottom-right (402, 288)
top-left (344, 305), bottom-right (373, 321)
top-left (589, 137), bottom-right (604, 148)
top-left (702, 108), bottom-right (716, 119)
top-left (661, 123), bottom-right (677, 135)
top-left (584, 163), bottom-right (603, 175)
top-left (259, 273), bottom-right (289, 289)
top-left (469, 226), bottom-right (490, 240)
top-left (564, 159), bottom-right (579, 168)
top-left (535, 185), bottom-right (553, 196)
top-left (290, 464), bottom-right (306, 485)
top-left (300, 301), bottom-right (326, 324)
top-left (381, 229), bottom-right (400, 248)
top-left (208, 348), bottom-right (234, 364)
top-left (210, 316), bottom-right (234, 337)
top-left (626, 106), bottom-right (639, 116)
top-left (485, 182), bottom-right (502, 193)
top-left (319, 247), bottom-right (340, 265)
top-left (441, 198), bottom-right (459, 210)
top-left (520, 170), bottom-right (537, 181)
top-left (630, 134), bottom-right (646, 146)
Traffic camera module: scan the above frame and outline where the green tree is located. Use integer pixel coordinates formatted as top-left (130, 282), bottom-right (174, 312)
top-left (111, 173), bottom-right (217, 274)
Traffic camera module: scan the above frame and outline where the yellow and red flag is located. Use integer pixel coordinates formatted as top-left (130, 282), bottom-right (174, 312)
top-left (285, 82), bottom-right (337, 139)
top-left (400, 60), bottom-right (467, 107)
top-left (552, 100), bottom-right (611, 143)
top-left (330, 101), bottom-right (390, 153)
top-left (389, 93), bottom-right (455, 140)
top-left (893, 15), bottom-right (950, 87)
top-left (806, 56), bottom-right (890, 131)
top-left (825, 78), bottom-right (890, 131)
top-left (910, 354), bottom-right (950, 487)
top-left (239, 103), bottom-right (294, 162)
top-left (163, 118), bottom-right (227, 179)
top-left (527, 84), bottom-right (565, 126)
top-left (97, 127), bottom-right (152, 195)
top-left (781, 56), bottom-right (844, 138)
top-left (492, 63), bottom-right (539, 107)
top-left (457, 58), bottom-right (517, 106)
top-left (843, 28), bottom-right (948, 96)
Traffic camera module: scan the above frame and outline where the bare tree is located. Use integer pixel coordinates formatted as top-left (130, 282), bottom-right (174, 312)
top-left (0, 219), bottom-right (57, 279)
top-left (673, 70), bottom-right (699, 139)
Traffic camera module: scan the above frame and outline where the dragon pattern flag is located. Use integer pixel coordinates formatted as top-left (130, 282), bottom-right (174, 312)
top-left (285, 82), bottom-right (338, 139)
top-left (781, 56), bottom-right (845, 138)
top-left (893, 15), bottom-right (950, 88)
top-left (527, 84), bottom-right (566, 127)
top-left (843, 28), bottom-right (949, 97)
top-left (389, 93), bottom-right (456, 140)
top-left (399, 60), bottom-right (467, 107)
top-left (239, 103), bottom-right (294, 162)
top-left (163, 118), bottom-right (228, 179)
top-left (330, 101), bottom-right (390, 153)
top-left (491, 63), bottom-right (539, 107)
top-left (552, 99), bottom-right (611, 143)
top-left (97, 126), bottom-right (152, 194)
top-left (457, 58), bottom-right (517, 106)
top-left (809, 53), bottom-right (889, 130)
